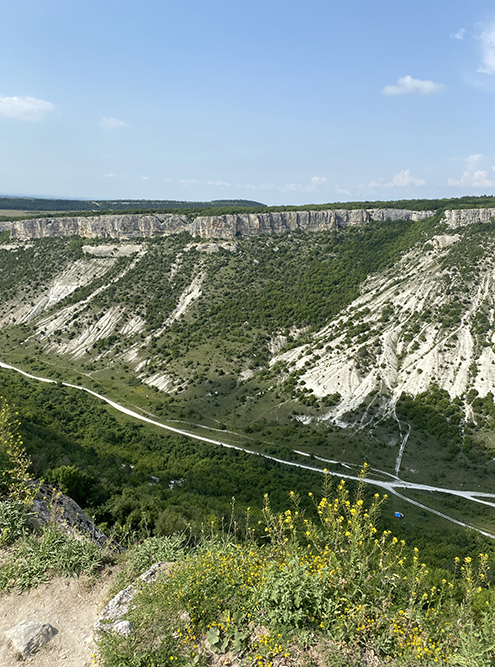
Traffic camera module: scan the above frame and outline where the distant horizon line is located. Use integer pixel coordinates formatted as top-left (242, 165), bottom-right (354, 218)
top-left (0, 193), bottom-right (268, 204)
top-left (1, 193), bottom-right (495, 208)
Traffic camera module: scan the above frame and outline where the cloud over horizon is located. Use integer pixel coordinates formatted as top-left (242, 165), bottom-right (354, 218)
top-left (382, 75), bottom-right (445, 96)
top-left (447, 154), bottom-right (495, 188)
top-left (447, 170), bottom-right (495, 188)
top-left (369, 169), bottom-right (425, 189)
top-left (0, 95), bottom-right (55, 121)
top-left (282, 176), bottom-right (327, 192)
top-left (100, 117), bottom-right (128, 129)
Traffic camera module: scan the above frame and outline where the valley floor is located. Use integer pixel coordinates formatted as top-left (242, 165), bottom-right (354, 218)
top-left (2, 358), bottom-right (494, 540)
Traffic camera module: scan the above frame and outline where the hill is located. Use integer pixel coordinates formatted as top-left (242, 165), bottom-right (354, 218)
top-left (3, 196), bottom-right (495, 663)
top-left (1, 198), bottom-right (495, 542)
top-left (0, 196), bottom-right (266, 214)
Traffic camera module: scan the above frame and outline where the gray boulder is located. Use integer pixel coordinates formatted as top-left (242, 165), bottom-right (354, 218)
top-left (30, 482), bottom-right (123, 552)
top-left (6, 620), bottom-right (57, 658)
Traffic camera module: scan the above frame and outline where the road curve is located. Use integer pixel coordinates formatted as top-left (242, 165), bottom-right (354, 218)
top-left (1, 360), bottom-right (494, 539)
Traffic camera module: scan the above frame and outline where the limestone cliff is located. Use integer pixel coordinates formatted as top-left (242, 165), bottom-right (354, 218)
top-left (10, 208), bottom-right (434, 241)
top-left (367, 208), bottom-right (433, 222)
top-left (444, 208), bottom-right (495, 228)
top-left (10, 214), bottom-right (190, 240)
top-left (12, 207), bottom-right (495, 240)
top-left (189, 209), bottom-right (373, 239)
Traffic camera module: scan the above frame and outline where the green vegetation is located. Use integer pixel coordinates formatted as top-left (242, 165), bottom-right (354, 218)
top-left (3, 199), bottom-right (495, 663)
top-left (0, 398), bottom-right (107, 591)
top-left (0, 215), bottom-right (444, 409)
top-left (439, 220), bottom-right (495, 279)
top-left (0, 519), bottom-right (105, 592)
top-left (0, 369), bottom-right (329, 537)
top-left (79, 216), bottom-right (436, 385)
top-left (1, 387), bottom-right (495, 664)
top-left (0, 399), bottom-right (35, 503)
top-left (0, 196), bottom-right (266, 215)
top-left (2, 193), bottom-right (495, 220)
top-left (1, 205), bottom-right (495, 571)
top-left (0, 236), bottom-right (84, 303)
top-left (0, 368), bottom-right (494, 570)
top-left (98, 474), bottom-right (495, 666)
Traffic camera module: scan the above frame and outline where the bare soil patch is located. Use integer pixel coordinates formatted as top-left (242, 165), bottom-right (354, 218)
top-left (0, 569), bottom-right (117, 667)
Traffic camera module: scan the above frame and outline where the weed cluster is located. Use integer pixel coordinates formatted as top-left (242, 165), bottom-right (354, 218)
top-left (0, 522), bottom-right (105, 592)
top-left (0, 499), bottom-right (30, 546)
top-left (0, 398), bottom-right (36, 504)
top-left (97, 469), bottom-right (495, 666)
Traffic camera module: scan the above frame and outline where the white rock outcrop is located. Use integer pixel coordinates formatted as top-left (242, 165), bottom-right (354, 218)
top-left (10, 208), bottom-right (435, 241)
top-left (11, 214), bottom-right (190, 240)
top-left (444, 208), bottom-right (495, 228)
top-left (95, 562), bottom-right (174, 636)
top-left (368, 208), bottom-right (433, 222)
top-left (430, 234), bottom-right (460, 249)
top-left (30, 483), bottom-right (121, 551)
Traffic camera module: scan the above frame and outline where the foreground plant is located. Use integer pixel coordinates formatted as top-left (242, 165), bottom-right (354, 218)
top-left (97, 469), bottom-right (495, 667)
top-left (0, 401), bottom-right (109, 591)
top-left (0, 397), bottom-right (37, 504)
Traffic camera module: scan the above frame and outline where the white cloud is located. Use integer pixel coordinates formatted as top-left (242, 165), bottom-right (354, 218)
top-left (478, 23), bottom-right (495, 74)
top-left (466, 153), bottom-right (484, 170)
top-left (0, 95), bottom-right (55, 121)
top-left (165, 177), bottom-right (231, 187)
top-left (447, 170), bottom-right (495, 188)
top-left (282, 176), bottom-right (327, 192)
top-left (447, 154), bottom-right (495, 187)
top-left (390, 169), bottom-right (425, 187)
top-left (141, 176), bottom-right (149, 180)
top-left (382, 75), bottom-right (445, 96)
top-left (310, 175), bottom-right (327, 188)
top-left (100, 117), bottom-right (128, 129)
top-left (104, 173), bottom-right (117, 178)
top-left (163, 176), bottom-right (325, 193)
top-left (207, 180), bottom-right (231, 187)
top-left (369, 169), bottom-right (425, 189)
top-left (450, 28), bottom-right (466, 40)
top-left (243, 182), bottom-right (275, 190)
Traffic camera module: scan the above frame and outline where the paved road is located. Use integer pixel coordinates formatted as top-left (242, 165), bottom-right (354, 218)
top-left (1, 360), bottom-right (494, 539)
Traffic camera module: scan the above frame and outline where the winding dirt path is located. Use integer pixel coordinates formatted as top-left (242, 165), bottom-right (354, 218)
top-left (1, 360), bottom-right (494, 539)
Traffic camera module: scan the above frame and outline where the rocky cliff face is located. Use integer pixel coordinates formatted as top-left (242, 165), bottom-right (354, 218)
top-left (10, 208), bottom-right (434, 241)
top-left (10, 214), bottom-right (190, 240)
top-left (444, 208), bottom-right (495, 228)
top-left (367, 208), bottom-right (433, 222)
top-left (11, 207), bottom-right (495, 240)
top-left (189, 209), bottom-right (373, 239)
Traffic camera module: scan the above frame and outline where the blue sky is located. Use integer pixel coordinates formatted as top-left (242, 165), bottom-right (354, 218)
top-left (2, 0), bottom-right (495, 205)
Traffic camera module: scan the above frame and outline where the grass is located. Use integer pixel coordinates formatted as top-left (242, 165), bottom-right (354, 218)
top-left (1, 394), bottom-right (494, 665)
top-left (398, 488), bottom-right (495, 534)
top-left (0, 500), bottom-right (30, 546)
top-left (1, 349), bottom-right (494, 541)
top-left (0, 518), bottom-right (107, 592)
top-left (0, 209), bottom-right (59, 217)
top-left (96, 471), bottom-right (495, 667)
